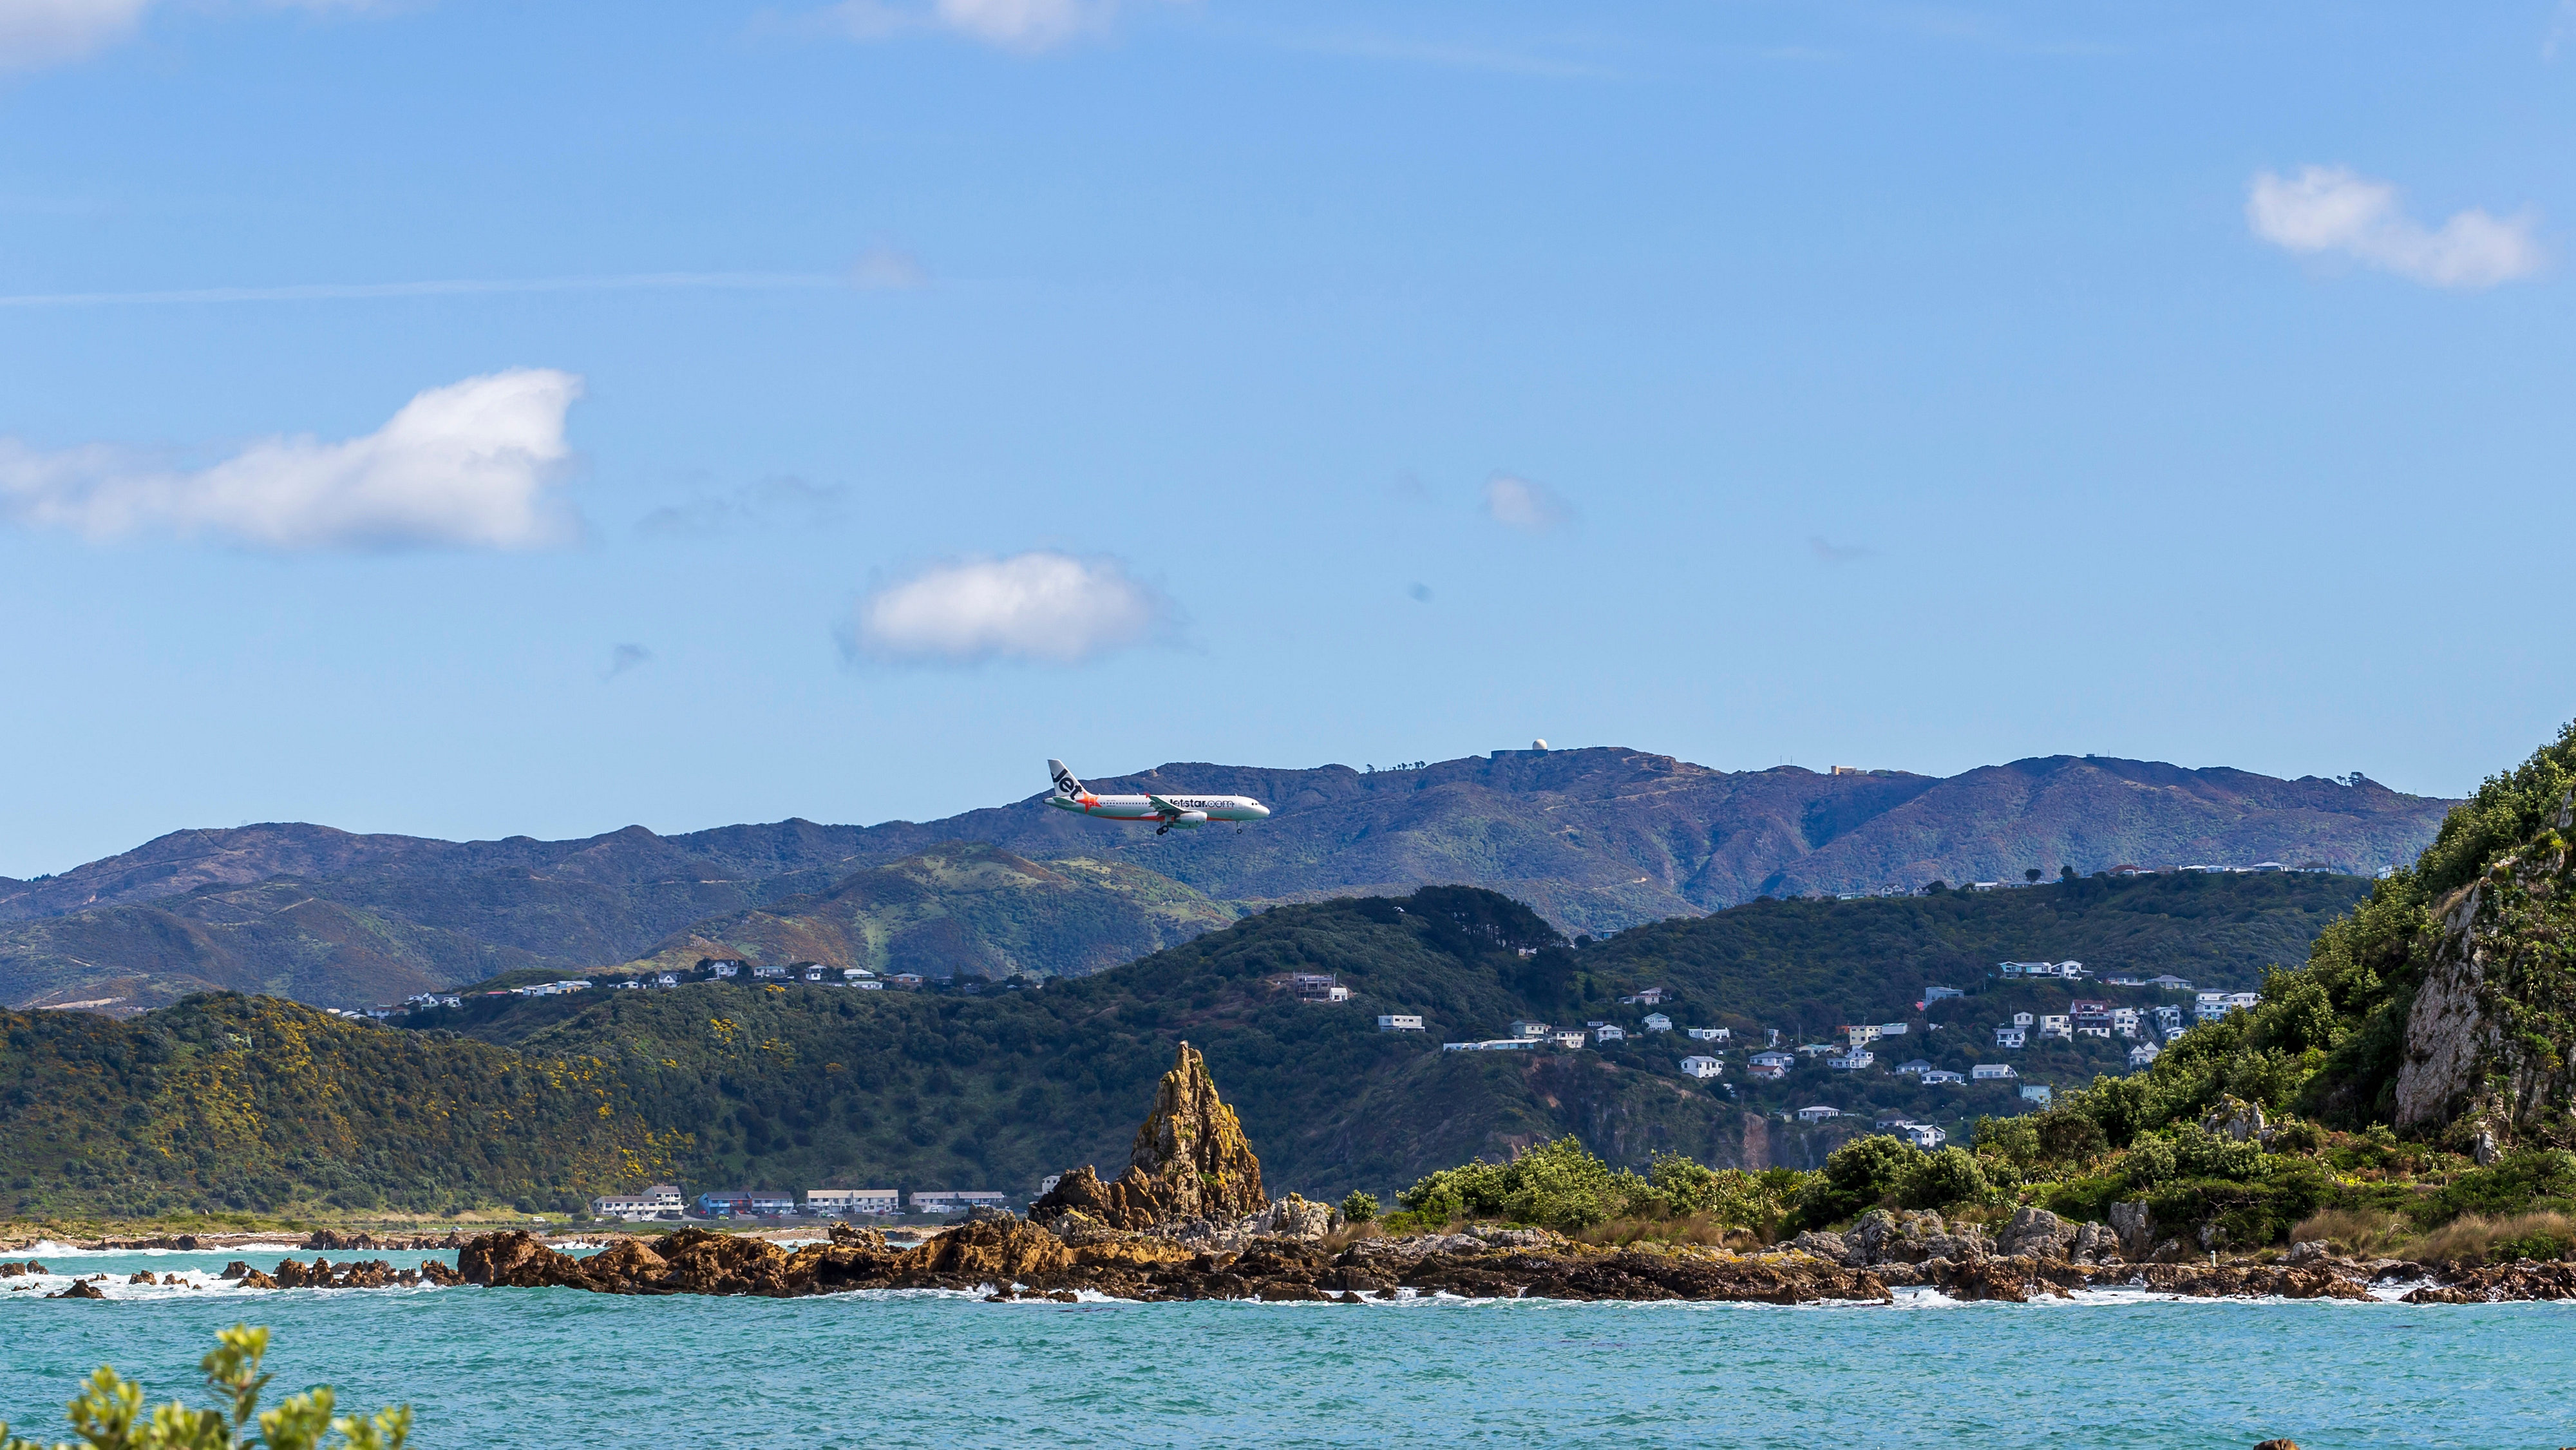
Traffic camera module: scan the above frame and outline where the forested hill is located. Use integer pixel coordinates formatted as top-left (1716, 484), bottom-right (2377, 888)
top-left (1, 873), bottom-right (2378, 1219)
top-left (1581, 870), bottom-right (2375, 1040)
top-left (0, 747), bottom-right (2450, 1015)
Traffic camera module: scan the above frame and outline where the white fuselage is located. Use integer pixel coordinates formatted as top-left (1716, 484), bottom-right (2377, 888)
top-left (1049, 791), bottom-right (1270, 825)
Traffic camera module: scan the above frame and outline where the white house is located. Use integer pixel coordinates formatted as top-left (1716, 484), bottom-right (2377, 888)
top-left (2012, 1011), bottom-right (2035, 1028)
top-left (2127, 1042), bottom-right (2161, 1068)
top-left (2076, 1024), bottom-right (2113, 1040)
top-left (1641, 1013), bottom-right (1673, 1033)
top-left (1971, 1063), bottom-right (2018, 1082)
top-left (704, 960), bottom-right (743, 978)
top-left (654, 973), bottom-right (681, 988)
top-left (802, 965), bottom-right (826, 982)
top-left (1842, 1024), bottom-right (1884, 1047)
top-left (910, 1190), bottom-right (1008, 1215)
top-left (2108, 1007), bottom-right (2141, 1038)
top-left (1826, 1049), bottom-right (1874, 1071)
top-left (843, 967), bottom-right (873, 982)
top-left (1875, 1022), bottom-right (1909, 1038)
top-left (1994, 1026), bottom-right (2026, 1049)
top-left (1618, 987), bottom-right (1668, 1006)
top-left (1748, 1050), bottom-right (1795, 1079)
top-left (1685, 1027), bottom-right (1729, 1042)
top-left (1553, 1030), bottom-right (1589, 1049)
top-left (746, 1190), bottom-right (798, 1215)
top-left (1895, 1058), bottom-right (1933, 1076)
top-left (806, 1188), bottom-right (900, 1215)
top-left (1797, 1042), bottom-right (1840, 1058)
top-left (752, 963), bottom-right (788, 980)
top-left (1795, 1105), bottom-right (1842, 1122)
top-left (1509, 1020), bottom-right (1551, 1039)
top-left (1377, 1014), bottom-right (1425, 1032)
top-left (1899, 1123), bottom-right (1947, 1150)
top-left (591, 1184), bottom-right (685, 1221)
top-left (1920, 1069), bottom-right (1967, 1085)
top-left (2020, 1084), bottom-right (2053, 1105)
top-left (2151, 1005), bottom-right (2185, 1034)
top-left (2037, 1015), bottom-right (2073, 1040)
top-left (1595, 1025), bottom-right (1627, 1043)
top-left (1680, 1055), bottom-right (1723, 1079)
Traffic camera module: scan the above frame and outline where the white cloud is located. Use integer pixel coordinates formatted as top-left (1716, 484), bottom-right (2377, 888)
top-left (845, 551), bottom-right (1173, 664)
top-left (0, 0), bottom-right (396, 72)
top-left (0, 368), bottom-right (583, 551)
top-left (849, 245), bottom-right (928, 290)
top-left (1482, 472), bottom-right (1573, 533)
top-left (0, 0), bottom-right (149, 70)
top-left (819, 0), bottom-right (1151, 52)
top-left (2247, 166), bottom-right (2544, 289)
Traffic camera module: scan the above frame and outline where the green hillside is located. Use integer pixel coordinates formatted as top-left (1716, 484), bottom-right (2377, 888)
top-left (0, 994), bottom-right (677, 1219)
top-left (609, 843), bottom-right (1236, 981)
top-left (2, 872), bottom-right (2394, 1217)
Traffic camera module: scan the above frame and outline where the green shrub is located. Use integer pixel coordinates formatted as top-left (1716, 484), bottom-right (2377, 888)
top-left (2426, 1149), bottom-right (2576, 1226)
top-left (0, 1324), bottom-right (410, 1450)
top-left (1397, 1137), bottom-right (1645, 1232)
top-left (1798, 1135), bottom-right (1921, 1227)
top-left (1899, 1146), bottom-right (1991, 1211)
top-left (1339, 1191), bottom-right (1378, 1224)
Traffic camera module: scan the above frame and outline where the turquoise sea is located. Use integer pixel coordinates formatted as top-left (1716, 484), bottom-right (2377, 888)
top-left (4, 1244), bottom-right (2573, 1447)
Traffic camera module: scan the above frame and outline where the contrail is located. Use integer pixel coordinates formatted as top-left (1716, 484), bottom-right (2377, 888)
top-left (0, 271), bottom-right (849, 309)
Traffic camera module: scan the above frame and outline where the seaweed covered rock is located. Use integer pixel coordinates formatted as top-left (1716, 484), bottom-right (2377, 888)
top-left (1030, 1042), bottom-right (1265, 1230)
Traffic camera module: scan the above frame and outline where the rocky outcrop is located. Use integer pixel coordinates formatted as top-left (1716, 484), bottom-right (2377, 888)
top-left (2400, 1259), bottom-right (2576, 1302)
top-left (46, 1281), bottom-right (105, 1300)
top-left (2396, 794), bottom-right (2576, 1138)
top-left (2109, 1201), bottom-right (2155, 1259)
top-left (1793, 1211), bottom-right (1994, 1268)
top-left (1030, 1042), bottom-right (1265, 1232)
top-left (0, 1261), bottom-right (45, 1278)
top-left (1998, 1207), bottom-right (2078, 1260)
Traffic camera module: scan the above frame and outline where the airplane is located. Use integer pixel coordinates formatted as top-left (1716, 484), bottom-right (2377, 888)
top-left (1047, 759), bottom-right (1271, 835)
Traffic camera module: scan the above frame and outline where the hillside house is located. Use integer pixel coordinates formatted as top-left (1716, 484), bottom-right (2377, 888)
top-left (2128, 1042), bottom-right (2161, 1068)
top-left (654, 973), bottom-right (681, 987)
top-left (2070, 999), bottom-right (2113, 1024)
top-left (887, 973), bottom-right (925, 988)
top-left (1875, 1022), bottom-right (1908, 1037)
top-left (2038, 1015), bottom-right (2072, 1040)
top-left (2076, 1024), bottom-right (2112, 1040)
top-left (1641, 1013), bottom-right (1672, 1033)
top-left (1999, 960), bottom-right (2086, 978)
top-left (1994, 1027), bottom-right (2026, 1049)
top-left (1841, 1024), bottom-right (1884, 1047)
top-left (699, 959), bottom-right (746, 978)
top-left (1376, 1014), bottom-right (1425, 1032)
top-left (2152, 1005), bottom-right (2185, 1034)
top-left (1509, 1020), bottom-right (1551, 1038)
top-left (1551, 1031), bottom-right (1589, 1048)
top-left (1922, 986), bottom-right (1964, 1005)
top-left (1292, 973), bottom-right (1351, 1003)
top-left (2108, 1007), bottom-right (2141, 1037)
top-left (1899, 1123), bottom-right (1947, 1149)
top-left (2020, 1084), bottom-right (2054, 1105)
top-left (751, 963), bottom-right (788, 980)
top-left (1680, 1055), bottom-right (1723, 1079)
top-left (1748, 1051), bottom-right (1795, 1079)
top-left (1594, 1025), bottom-right (1627, 1043)
top-left (802, 965), bottom-right (826, 982)
top-left (2012, 1011), bottom-right (2034, 1028)
top-left (1795, 1105), bottom-right (1842, 1122)
top-left (1797, 1042), bottom-right (1840, 1058)
top-left (1686, 1027), bottom-right (1729, 1042)
top-left (1618, 987), bottom-right (1668, 1006)
top-left (1443, 1038), bottom-right (1541, 1052)
top-left (1970, 1063), bottom-right (2018, 1082)
top-left (1921, 1069), bottom-right (1966, 1085)
top-left (1895, 1058), bottom-right (1933, 1076)
top-left (2141, 975), bottom-right (2195, 991)
top-left (1826, 1048), bottom-right (1874, 1071)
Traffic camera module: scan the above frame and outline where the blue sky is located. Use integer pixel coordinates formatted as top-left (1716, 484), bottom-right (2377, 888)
top-left (0, 0), bottom-right (2570, 876)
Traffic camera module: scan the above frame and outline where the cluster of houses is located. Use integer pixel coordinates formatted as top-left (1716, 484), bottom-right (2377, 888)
top-left (587, 1185), bottom-right (1013, 1222)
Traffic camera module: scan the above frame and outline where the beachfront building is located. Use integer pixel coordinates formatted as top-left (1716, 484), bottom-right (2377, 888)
top-left (911, 1190), bottom-right (1009, 1216)
top-left (696, 1190), bottom-right (755, 1217)
top-left (1377, 1014), bottom-right (1425, 1032)
top-left (806, 1188), bottom-right (901, 1216)
top-left (1680, 1055), bottom-right (1723, 1079)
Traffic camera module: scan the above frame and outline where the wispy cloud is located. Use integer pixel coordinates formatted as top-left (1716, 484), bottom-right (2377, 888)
top-left (604, 643), bottom-right (654, 680)
top-left (0, 368), bottom-right (583, 551)
top-left (1483, 473), bottom-right (1574, 533)
top-left (0, 271), bottom-right (846, 310)
top-left (1808, 535), bottom-right (1877, 565)
top-left (842, 551), bottom-right (1176, 665)
top-left (0, 0), bottom-right (399, 72)
top-left (2548, 0), bottom-right (2575, 61)
top-left (812, 0), bottom-right (1174, 53)
top-left (2248, 167), bottom-right (2544, 289)
top-left (638, 476), bottom-right (848, 538)
top-left (849, 246), bottom-right (929, 290)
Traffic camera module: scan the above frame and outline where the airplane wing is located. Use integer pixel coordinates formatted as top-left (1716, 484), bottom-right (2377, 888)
top-left (1146, 794), bottom-right (1185, 816)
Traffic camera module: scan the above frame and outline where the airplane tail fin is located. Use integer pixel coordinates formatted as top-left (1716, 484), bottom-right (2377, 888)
top-left (1048, 759), bottom-right (1084, 797)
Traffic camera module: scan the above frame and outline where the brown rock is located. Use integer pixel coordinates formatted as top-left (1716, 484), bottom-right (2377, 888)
top-left (457, 1231), bottom-right (596, 1290)
top-left (828, 1222), bottom-right (888, 1251)
top-left (128, 1271), bottom-right (157, 1284)
top-left (896, 1217), bottom-right (1072, 1281)
top-left (2252, 1440), bottom-right (2301, 1450)
top-left (47, 1281), bottom-right (106, 1299)
top-left (1030, 1042), bottom-right (1265, 1230)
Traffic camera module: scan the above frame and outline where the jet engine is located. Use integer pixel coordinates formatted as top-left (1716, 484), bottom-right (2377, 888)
top-left (1156, 810), bottom-right (1208, 835)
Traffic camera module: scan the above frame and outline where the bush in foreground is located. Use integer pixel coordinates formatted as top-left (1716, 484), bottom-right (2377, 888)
top-left (0, 1324), bottom-right (410, 1450)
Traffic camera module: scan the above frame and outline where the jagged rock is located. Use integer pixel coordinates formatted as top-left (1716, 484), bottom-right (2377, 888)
top-left (217, 1261), bottom-right (249, 1281)
top-left (2284, 1240), bottom-right (2329, 1265)
top-left (2071, 1223), bottom-right (2117, 1263)
top-left (1247, 1195), bottom-right (1335, 1241)
top-left (965, 1205), bottom-right (1017, 1225)
top-left (2253, 1440), bottom-right (2302, 1449)
top-left (459, 1232), bottom-right (596, 1290)
top-left (47, 1281), bottom-right (106, 1300)
top-left (2109, 1201), bottom-right (2155, 1259)
top-left (1030, 1042), bottom-right (1265, 1230)
top-left (1788, 1230), bottom-right (1861, 1266)
top-left (829, 1222), bottom-right (889, 1251)
top-left (1470, 1226), bottom-right (1561, 1250)
top-left (1934, 1255), bottom-right (2070, 1302)
top-left (1847, 1209), bottom-right (1991, 1265)
top-left (1998, 1208), bottom-right (2076, 1260)
top-left (2396, 794), bottom-right (2576, 1134)
top-left (128, 1271), bottom-right (157, 1284)
top-left (0, 1261), bottom-right (44, 1278)
top-left (2201, 1096), bottom-right (2268, 1144)
top-left (236, 1269), bottom-right (278, 1289)
top-left (896, 1217), bottom-right (1072, 1281)
top-left (2473, 1124), bottom-right (2501, 1166)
